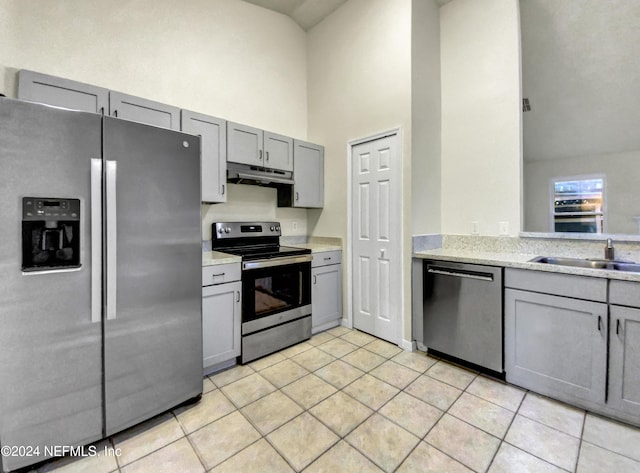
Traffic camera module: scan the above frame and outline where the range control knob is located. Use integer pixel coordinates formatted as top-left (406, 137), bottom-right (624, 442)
top-left (224, 227), bottom-right (230, 234)
top-left (275, 226), bottom-right (280, 231)
top-left (218, 228), bottom-right (224, 234)
top-left (270, 226), bottom-right (275, 231)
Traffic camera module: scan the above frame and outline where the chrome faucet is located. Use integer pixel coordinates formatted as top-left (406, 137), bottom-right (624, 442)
top-left (604, 238), bottom-right (615, 260)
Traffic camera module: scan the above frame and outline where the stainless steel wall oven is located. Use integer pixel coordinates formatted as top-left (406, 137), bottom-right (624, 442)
top-left (212, 222), bottom-right (312, 363)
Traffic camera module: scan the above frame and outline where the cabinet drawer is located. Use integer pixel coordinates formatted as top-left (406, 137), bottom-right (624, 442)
top-left (202, 263), bottom-right (241, 286)
top-left (505, 268), bottom-right (606, 302)
top-left (610, 280), bottom-right (640, 308)
top-left (312, 251), bottom-right (342, 267)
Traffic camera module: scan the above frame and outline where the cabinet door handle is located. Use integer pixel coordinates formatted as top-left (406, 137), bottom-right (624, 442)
top-left (236, 291), bottom-right (240, 302)
top-left (99, 107), bottom-right (105, 115)
top-left (266, 151), bottom-right (270, 161)
top-left (313, 275), bottom-right (317, 284)
top-left (212, 272), bottom-right (225, 278)
top-left (296, 192), bottom-right (299, 201)
top-left (221, 184), bottom-right (225, 195)
top-left (324, 257), bottom-right (331, 261)
top-left (597, 315), bottom-right (603, 332)
top-left (113, 109), bottom-right (118, 117)
top-left (259, 149), bottom-right (263, 161)
top-left (616, 319), bottom-right (621, 335)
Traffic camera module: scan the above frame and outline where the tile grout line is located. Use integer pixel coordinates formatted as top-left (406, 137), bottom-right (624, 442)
top-left (483, 385), bottom-right (528, 473)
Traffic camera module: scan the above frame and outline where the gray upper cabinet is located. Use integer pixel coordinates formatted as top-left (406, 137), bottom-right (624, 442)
top-left (109, 91), bottom-right (180, 130)
top-left (264, 131), bottom-right (293, 171)
top-left (227, 122), bottom-right (294, 172)
top-left (182, 110), bottom-right (227, 203)
top-left (17, 70), bottom-right (108, 114)
top-left (227, 122), bottom-right (264, 167)
top-left (293, 140), bottom-right (324, 208)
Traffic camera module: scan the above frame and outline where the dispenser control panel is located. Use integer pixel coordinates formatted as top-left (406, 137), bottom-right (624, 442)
top-left (23, 198), bottom-right (81, 221)
top-left (21, 197), bottom-right (81, 272)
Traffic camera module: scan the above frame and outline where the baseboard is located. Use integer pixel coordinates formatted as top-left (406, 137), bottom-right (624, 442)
top-left (399, 339), bottom-right (416, 352)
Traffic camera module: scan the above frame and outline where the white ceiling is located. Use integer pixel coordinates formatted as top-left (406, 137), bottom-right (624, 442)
top-left (242, 0), bottom-right (452, 30)
top-left (241, 0), bottom-right (348, 30)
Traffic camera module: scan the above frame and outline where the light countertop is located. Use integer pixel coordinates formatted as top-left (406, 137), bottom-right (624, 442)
top-left (202, 251), bottom-right (241, 267)
top-left (413, 248), bottom-right (640, 282)
top-left (290, 243), bottom-right (342, 253)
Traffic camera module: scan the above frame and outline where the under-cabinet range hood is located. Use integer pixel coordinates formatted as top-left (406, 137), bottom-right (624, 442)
top-left (227, 162), bottom-right (294, 186)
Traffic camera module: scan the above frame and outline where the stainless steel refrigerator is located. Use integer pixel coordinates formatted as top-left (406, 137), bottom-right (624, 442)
top-left (0, 98), bottom-right (202, 472)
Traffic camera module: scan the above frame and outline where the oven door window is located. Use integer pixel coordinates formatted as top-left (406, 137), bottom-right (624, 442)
top-left (243, 262), bottom-right (311, 322)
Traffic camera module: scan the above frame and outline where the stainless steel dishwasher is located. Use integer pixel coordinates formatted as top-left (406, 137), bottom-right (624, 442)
top-left (418, 260), bottom-right (503, 374)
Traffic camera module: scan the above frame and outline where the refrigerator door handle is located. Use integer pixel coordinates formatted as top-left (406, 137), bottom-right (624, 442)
top-left (106, 160), bottom-right (117, 320)
top-left (91, 158), bottom-right (103, 324)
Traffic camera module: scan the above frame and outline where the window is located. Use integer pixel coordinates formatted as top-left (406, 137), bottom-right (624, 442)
top-left (551, 176), bottom-right (605, 233)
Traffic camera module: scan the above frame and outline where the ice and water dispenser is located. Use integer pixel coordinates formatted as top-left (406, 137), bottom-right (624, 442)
top-left (21, 197), bottom-right (81, 272)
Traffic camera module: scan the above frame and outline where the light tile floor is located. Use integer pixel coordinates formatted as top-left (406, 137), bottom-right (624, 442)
top-left (36, 327), bottom-right (640, 473)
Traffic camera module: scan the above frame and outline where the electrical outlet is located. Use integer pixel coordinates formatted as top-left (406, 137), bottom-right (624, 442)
top-left (499, 221), bottom-right (509, 236)
top-left (292, 221), bottom-right (298, 232)
top-left (471, 221), bottom-right (479, 235)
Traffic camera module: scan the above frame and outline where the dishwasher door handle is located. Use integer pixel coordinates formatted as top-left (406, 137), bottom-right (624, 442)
top-left (427, 267), bottom-right (494, 282)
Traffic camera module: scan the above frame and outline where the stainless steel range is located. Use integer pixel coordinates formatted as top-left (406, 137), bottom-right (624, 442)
top-left (212, 222), bottom-right (312, 363)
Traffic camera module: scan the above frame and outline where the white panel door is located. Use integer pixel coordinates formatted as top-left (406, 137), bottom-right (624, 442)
top-left (352, 133), bottom-right (401, 343)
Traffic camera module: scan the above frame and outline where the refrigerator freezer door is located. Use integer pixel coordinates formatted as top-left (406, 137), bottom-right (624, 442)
top-left (102, 117), bottom-right (202, 436)
top-left (0, 100), bottom-right (103, 472)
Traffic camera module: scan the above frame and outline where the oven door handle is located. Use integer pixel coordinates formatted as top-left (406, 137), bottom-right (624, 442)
top-left (242, 254), bottom-right (312, 270)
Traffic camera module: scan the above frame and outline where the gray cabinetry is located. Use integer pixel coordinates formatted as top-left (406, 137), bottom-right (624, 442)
top-left (264, 131), bottom-right (294, 171)
top-left (609, 305), bottom-right (640, 417)
top-left (17, 70), bottom-right (108, 113)
top-left (609, 280), bottom-right (640, 421)
top-left (109, 91), bottom-right (180, 130)
top-left (202, 263), bottom-right (241, 373)
top-left (506, 270), bottom-right (640, 426)
top-left (227, 122), bottom-right (293, 171)
top-left (311, 250), bottom-right (342, 333)
top-left (227, 122), bottom-right (262, 167)
top-left (181, 110), bottom-right (227, 203)
top-left (505, 288), bottom-right (607, 404)
top-left (293, 140), bottom-right (324, 208)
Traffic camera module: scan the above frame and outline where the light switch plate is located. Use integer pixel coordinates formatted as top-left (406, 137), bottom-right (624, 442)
top-left (471, 221), bottom-right (479, 235)
top-left (499, 221), bottom-right (509, 236)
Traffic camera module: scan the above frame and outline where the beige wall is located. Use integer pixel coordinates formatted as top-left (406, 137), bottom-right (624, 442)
top-left (411, 0), bottom-right (441, 235)
top-left (307, 0), bottom-right (413, 342)
top-left (0, 0), bottom-right (307, 136)
top-left (0, 0), bottom-right (310, 240)
top-left (440, 0), bottom-right (521, 236)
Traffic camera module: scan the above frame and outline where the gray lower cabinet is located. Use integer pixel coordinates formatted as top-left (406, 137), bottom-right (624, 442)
top-left (293, 140), bottom-right (324, 208)
top-left (608, 279), bottom-right (640, 419)
top-left (505, 269), bottom-right (640, 426)
top-left (312, 251), bottom-right (342, 333)
top-left (505, 288), bottom-right (608, 405)
top-left (609, 305), bottom-right (640, 416)
top-left (181, 110), bottom-right (227, 203)
top-left (109, 91), bottom-right (180, 130)
top-left (227, 122), bottom-right (293, 171)
top-left (202, 265), bottom-right (241, 373)
top-left (17, 69), bottom-right (108, 113)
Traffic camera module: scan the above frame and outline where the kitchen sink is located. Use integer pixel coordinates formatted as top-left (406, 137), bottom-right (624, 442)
top-left (530, 256), bottom-right (640, 273)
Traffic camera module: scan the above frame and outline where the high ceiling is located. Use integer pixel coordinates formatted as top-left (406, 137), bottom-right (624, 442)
top-left (242, 0), bottom-right (452, 30)
top-left (242, 0), bottom-right (348, 31)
